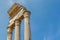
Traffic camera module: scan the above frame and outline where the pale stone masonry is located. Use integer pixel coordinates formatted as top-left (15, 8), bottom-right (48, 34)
top-left (14, 19), bottom-right (21, 40)
top-left (7, 27), bottom-right (13, 40)
top-left (7, 3), bottom-right (31, 40)
top-left (24, 11), bottom-right (31, 40)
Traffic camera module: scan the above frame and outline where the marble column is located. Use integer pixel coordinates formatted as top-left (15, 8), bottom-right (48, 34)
top-left (7, 27), bottom-right (12, 40)
top-left (14, 19), bottom-right (21, 40)
top-left (24, 11), bottom-right (31, 40)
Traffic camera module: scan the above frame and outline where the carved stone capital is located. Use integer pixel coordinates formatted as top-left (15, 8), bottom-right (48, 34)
top-left (7, 27), bottom-right (13, 34)
top-left (24, 11), bottom-right (31, 18)
top-left (14, 19), bottom-right (21, 26)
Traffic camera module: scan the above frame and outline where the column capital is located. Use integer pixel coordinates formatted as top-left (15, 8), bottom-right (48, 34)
top-left (7, 27), bottom-right (13, 34)
top-left (24, 11), bottom-right (31, 18)
top-left (14, 19), bottom-right (21, 23)
top-left (14, 19), bottom-right (21, 26)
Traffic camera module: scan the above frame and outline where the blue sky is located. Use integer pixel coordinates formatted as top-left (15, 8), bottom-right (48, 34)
top-left (0, 0), bottom-right (60, 40)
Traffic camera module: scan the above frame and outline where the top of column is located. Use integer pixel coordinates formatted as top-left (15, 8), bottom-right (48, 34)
top-left (7, 3), bottom-right (31, 28)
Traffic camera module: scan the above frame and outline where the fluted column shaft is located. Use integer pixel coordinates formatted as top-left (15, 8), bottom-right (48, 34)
top-left (14, 19), bottom-right (21, 40)
top-left (7, 27), bottom-right (12, 40)
top-left (24, 11), bottom-right (31, 40)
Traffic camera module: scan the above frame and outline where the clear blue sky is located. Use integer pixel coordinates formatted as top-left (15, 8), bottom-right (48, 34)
top-left (0, 0), bottom-right (60, 40)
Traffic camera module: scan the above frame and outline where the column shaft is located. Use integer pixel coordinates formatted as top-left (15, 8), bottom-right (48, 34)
top-left (7, 28), bottom-right (12, 40)
top-left (24, 11), bottom-right (31, 40)
top-left (14, 19), bottom-right (21, 40)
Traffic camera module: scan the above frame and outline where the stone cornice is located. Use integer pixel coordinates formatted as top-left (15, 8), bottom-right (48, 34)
top-left (8, 3), bottom-right (27, 19)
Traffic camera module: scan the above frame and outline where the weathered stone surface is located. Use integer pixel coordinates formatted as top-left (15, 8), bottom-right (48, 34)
top-left (7, 3), bottom-right (31, 40)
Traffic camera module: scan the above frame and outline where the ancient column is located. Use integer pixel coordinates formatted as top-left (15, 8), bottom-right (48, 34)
top-left (24, 11), bottom-right (31, 40)
top-left (14, 19), bottom-right (21, 40)
top-left (7, 27), bottom-right (12, 40)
